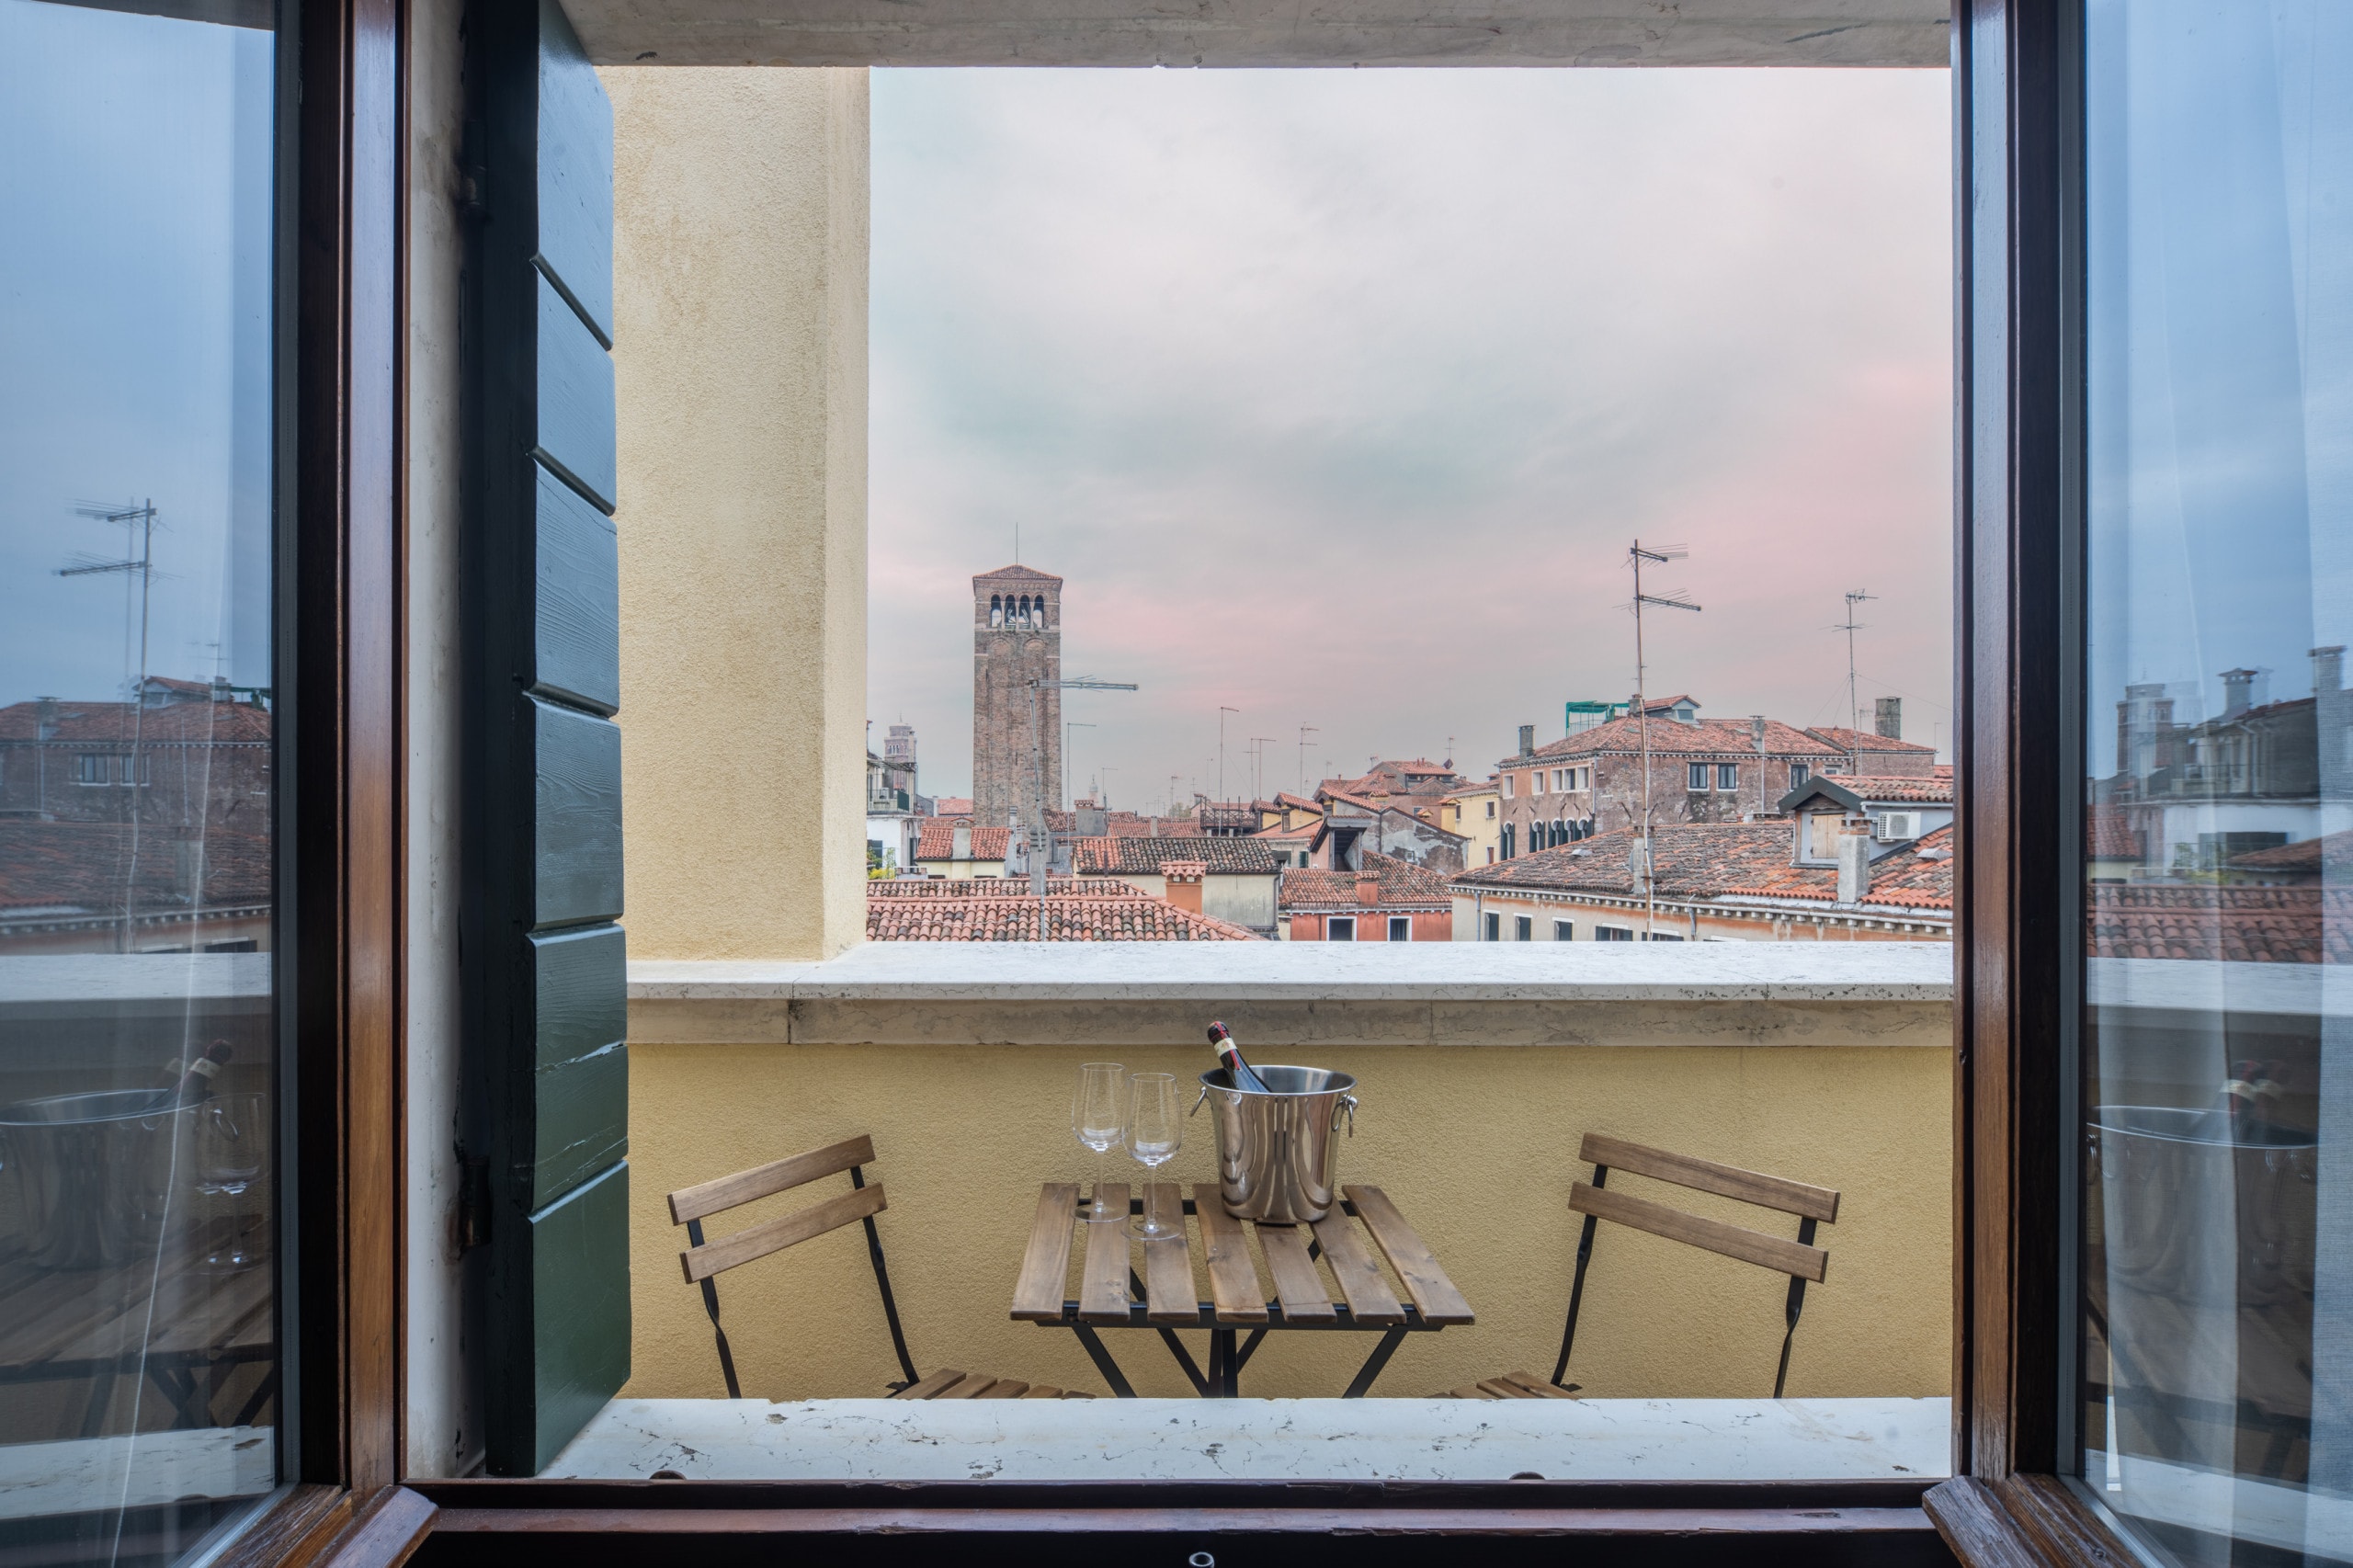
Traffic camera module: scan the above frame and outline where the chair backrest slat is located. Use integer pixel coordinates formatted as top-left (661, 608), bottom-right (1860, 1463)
top-left (667, 1133), bottom-right (876, 1224)
top-left (1580, 1132), bottom-right (1840, 1223)
top-left (1570, 1181), bottom-right (1827, 1282)
top-left (680, 1182), bottom-right (887, 1283)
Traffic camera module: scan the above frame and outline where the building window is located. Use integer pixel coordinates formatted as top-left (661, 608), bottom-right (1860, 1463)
top-left (1484, 846), bottom-right (1495, 864)
top-left (1500, 824), bottom-right (1514, 858)
top-left (1688, 762), bottom-right (1707, 790)
top-left (1484, 799), bottom-right (1495, 819)
top-left (1387, 915), bottom-right (1409, 941)
top-left (1483, 911), bottom-right (1499, 941)
top-left (1552, 919), bottom-right (1573, 941)
top-left (1790, 763), bottom-right (1810, 789)
top-left (74, 754), bottom-right (108, 784)
top-left (1531, 769), bottom-right (1545, 796)
top-left (1326, 915), bottom-right (1355, 941)
top-left (1596, 925), bottom-right (1634, 941)
top-left (1514, 915), bottom-right (1532, 941)
top-left (1501, 774), bottom-right (1514, 799)
top-left (1718, 763), bottom-right (1738, 790)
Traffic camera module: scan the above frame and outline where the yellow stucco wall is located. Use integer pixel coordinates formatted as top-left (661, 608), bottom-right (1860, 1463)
top-left (607, 66), bottom-right (870, 961)
top-left (622, 1033), bottom-right (1950, 1403)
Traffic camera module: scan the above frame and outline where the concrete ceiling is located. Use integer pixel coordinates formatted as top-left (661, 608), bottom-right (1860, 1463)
top-left (570, 0), bottom-right (1953, 69)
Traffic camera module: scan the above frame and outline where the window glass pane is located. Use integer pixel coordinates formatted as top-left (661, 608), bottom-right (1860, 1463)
top-left (0, 1), bottom-right (279, 1562)
top-left (2083, 4), bottom-right (2348, 1561)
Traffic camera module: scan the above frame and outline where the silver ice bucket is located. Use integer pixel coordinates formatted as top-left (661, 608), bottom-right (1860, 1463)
top-left (1197, 1065), bottom-right (1357, 1223)
top-left (0, 1089), bottom-right (187, 1270)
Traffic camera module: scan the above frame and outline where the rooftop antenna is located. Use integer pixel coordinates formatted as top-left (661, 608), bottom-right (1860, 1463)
top-left (1026, 676), bottom-right (1136, 898)
top-left (1629, 540), bottom-right (1700, 940)
top-left (59, 499), bottom-right (163, 952)
top-left (1063, 720), bottom-right (1096, 810)
top-left (1217, 707), bottom-right (1239, 802)
top-left (1297, 723), bottom-right (1319, 795)
top-left (1832, 591), bottom-right (1876, 738)
top-left (1248, 737), bottom-right (1278, 803)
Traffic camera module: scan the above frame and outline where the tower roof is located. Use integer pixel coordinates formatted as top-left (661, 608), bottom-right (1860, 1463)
top-left (973, 564), bottom-right (1063, 586)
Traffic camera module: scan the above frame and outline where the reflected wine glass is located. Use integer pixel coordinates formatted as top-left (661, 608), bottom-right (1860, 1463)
top-left (194, 1092), bottom-right (267, 1272)
top-left (1126, 1073), bottom-right (1183, 1242)
top-left (1072, 1062), bottom-right (1126, 1223)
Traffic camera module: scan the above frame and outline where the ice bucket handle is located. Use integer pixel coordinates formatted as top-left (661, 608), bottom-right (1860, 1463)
top-left (1336, 1094), bottom-right (1357, 1137)
top-left (1190, 1084), bottom-right (1210, 1117)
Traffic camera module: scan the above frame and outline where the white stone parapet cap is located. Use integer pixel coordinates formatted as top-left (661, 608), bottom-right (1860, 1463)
top-left (631, 941), bottom-right (1952, 1004)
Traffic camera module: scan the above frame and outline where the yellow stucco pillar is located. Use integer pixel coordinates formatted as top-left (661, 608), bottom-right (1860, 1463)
top-left (605, 66), bottom-right (870, 960)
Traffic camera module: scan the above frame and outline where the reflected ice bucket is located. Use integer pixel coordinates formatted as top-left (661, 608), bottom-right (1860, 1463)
top-left (1198, 1065), bottom-right (1358, 1223)
top-left (0, 1090), bottom-right (187, 1270)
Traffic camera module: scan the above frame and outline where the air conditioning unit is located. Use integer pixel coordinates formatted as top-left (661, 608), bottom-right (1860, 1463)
top-left (1875, 812), bottom-right (1920, 842)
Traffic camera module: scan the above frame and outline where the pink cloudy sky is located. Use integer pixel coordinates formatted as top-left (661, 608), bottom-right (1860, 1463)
top-left (870, 67), bottom-right (1952, 812)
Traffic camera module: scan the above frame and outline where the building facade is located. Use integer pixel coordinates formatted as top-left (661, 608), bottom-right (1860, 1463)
top-left (972, 563), bottom-right (1062, 826)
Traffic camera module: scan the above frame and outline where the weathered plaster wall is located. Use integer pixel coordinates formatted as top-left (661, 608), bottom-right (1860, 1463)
top-left (606, 66), bottom-right (870, 960)
top-left (621, 1018), bottom-right (1951, 1405)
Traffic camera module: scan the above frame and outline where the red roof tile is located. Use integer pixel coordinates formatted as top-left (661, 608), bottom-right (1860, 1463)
top-left (1074, 836), bottom-right (1279, 875)
top-left (1803, 726), bottom-right (1938, 755)
top-left (915, 821), bottom-right (1014, 861)
top-left (1279, 852), bottom-right (1450, 913)
top-left (1791, 774), bottom-right (1955, 805)
top-left (2087, 883), bottom-right (2348, 964)
top-left (866, 888), bottom-right (1258, 941)
top-left (1450, 821), bottom-right (1953, 914)
top-left (0, 699), bottom-right (274, 744)
top-left (2224, 830), bottom-right (2353, 874)
top-left (2087, 812), bottom-right (2145, 861)
top-left (0, 821), bottom-right (270, 916)
top-left (1515, 714), bottom-right (1844, 766)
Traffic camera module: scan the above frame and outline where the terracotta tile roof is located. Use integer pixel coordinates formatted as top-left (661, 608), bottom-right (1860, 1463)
top-left (1251, 819), bottom-right (1318, 841)
top-left (1790, 773), bottom-right (1955, 805)
top-left (1273, 792), bottom-right (1323, 812)
top-left (2087, 883), bottom-right (2349, 964)
top-left (972, 563), bottom-right (1063, 584)
top-left (1073, 836), bottom-right (1279, 875)
top-left (1802, 726), bottom-right (1938, 755)
top-left (0, 699), bottom-right (274, 744)
top-left (866, 888), bottom-right (1258, 941)
top-left (2087, 812), bottom-right (2145, 861)
top-left (2225, 830), bottom-right (2353, 875)
top-left (933, 798), bottom-right (972, 817)
top-left (870, 877), bottom-right (1123, 898)
top-left (1279, 851), bottom-right (1450, 913)
top-left (915, 820), bottom-right (1014, 861)
top-left (1720, 826), bottom-right (1955, 909)
top-left (1514, 714), bottom-right (1844, 766)
top-left (0, 821), bottom-right (270, 916)
top-left (1449, 821), bottom-right (1953, 914)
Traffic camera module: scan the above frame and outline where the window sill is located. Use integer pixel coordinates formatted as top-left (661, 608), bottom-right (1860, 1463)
top-left (629, 942), bottom-right (1953, 1047)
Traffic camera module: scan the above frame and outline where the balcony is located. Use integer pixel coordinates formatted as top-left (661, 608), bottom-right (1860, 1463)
top-left (564, 941), bottom-right (1956, 1482)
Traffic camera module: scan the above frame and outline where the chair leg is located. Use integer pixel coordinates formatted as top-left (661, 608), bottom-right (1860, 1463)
top-left (1773, 1217), bottom-right (1818, 1400)
top-left (686, 1218), bottom-right (744, 1400)
top-left (1552, 1165), bottom-right (1607, 1387)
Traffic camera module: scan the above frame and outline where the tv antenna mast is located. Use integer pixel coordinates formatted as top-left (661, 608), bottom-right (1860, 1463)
top-left (1832, 591), bottom-right (1877, 737)
top-left (1248, 738), bottom-right (1279, 804)
top-left (1026, 676), bottom-right (1136, 898)
top-left (1297, 724), bottom-right (1319, 795)
top-left (59, 499), bottom-right (164, 951)
top-left (1628, 540), bottom-right (1700, 940)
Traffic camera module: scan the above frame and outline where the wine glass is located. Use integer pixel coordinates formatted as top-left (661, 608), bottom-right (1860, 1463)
top-left (1072, 1062), bottom-right (1126, 1223)
top-left (193, 1092), bottom-right (268, 1272)
top-left (1125, 1073), bottom-right (1183, 1242)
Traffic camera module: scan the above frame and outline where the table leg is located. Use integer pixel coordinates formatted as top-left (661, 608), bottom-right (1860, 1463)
top-left (1217, 1330), bottom-right (1238, 1398)
top-left (1154, 1328), bottom-right (1209, 1396)
top-left (1342, 1327), bottom-right (1410, 1398)
top-left (1070, 1325), bottom-right (1137, 1398)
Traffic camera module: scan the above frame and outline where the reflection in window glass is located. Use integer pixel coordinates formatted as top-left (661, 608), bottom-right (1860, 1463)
top-left (0, 1), bottom-right (278, 1563)
top-left (2083, 4), bottom-right (2348, 1562)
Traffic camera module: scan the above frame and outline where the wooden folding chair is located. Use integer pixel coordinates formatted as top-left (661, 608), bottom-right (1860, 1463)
top-left (1435, 1132), bottom-right (1839, 1401)
top-left (669, 1134), bottom-right (1094, 1401)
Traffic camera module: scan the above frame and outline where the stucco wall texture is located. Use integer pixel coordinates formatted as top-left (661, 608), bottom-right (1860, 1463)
top-left (606, 65), bottom-right (870, 961)
top-left (622, 1035), bottom-right (1950, 1403)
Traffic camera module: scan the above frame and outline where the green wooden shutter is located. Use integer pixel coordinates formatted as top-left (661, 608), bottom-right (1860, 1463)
top-left (469, 0), bottom-right (628, 1476)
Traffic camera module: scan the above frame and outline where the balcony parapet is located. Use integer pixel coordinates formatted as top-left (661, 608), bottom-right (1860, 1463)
top-left (629, 942), bottom-right (1953, 1048)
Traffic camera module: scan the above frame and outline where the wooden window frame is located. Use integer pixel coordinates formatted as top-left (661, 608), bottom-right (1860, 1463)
top-left (231, 0), bottom-right (2141, 1558)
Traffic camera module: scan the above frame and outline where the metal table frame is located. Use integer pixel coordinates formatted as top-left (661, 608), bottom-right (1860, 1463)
top-left (1022, 1190), bottom-right (1463, 1399)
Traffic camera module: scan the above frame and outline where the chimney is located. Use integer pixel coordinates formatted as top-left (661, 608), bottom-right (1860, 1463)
top-left (1836, 819), bottom-right (1872, 904)
top-left (951, 824), bottom-right (972, 860)
top-left (1874, 697), bottom-right (1903, 740)
top-left (35, 696), bottom-right (58, 742)
top-left (1751, 715), bottom-right (1767, 754)
top-left (2314, 645), bottom-right (2346, 696)
top-left (1163, 861), bottom-right (1206, 914)
top-left (1355, 869), bottom-right (1381, 906)
top-left (2222, 667), bottom-right (2259, 719)
top-left (1517, 723), bottom-right (1535, 757)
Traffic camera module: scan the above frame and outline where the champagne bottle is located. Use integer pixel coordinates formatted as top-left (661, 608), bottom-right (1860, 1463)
top-left (1206, 1020), bottom-right (1271, 1094)
top-left (165, 1041), bottom-right (233, 1105)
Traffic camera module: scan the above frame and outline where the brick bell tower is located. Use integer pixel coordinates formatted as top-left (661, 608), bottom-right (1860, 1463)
top-left (972, 564), bottom-right (1063, 827)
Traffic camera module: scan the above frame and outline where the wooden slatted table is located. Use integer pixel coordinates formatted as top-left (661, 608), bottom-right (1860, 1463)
top-left (1010, 1181), bottom-right (1472, 1398)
